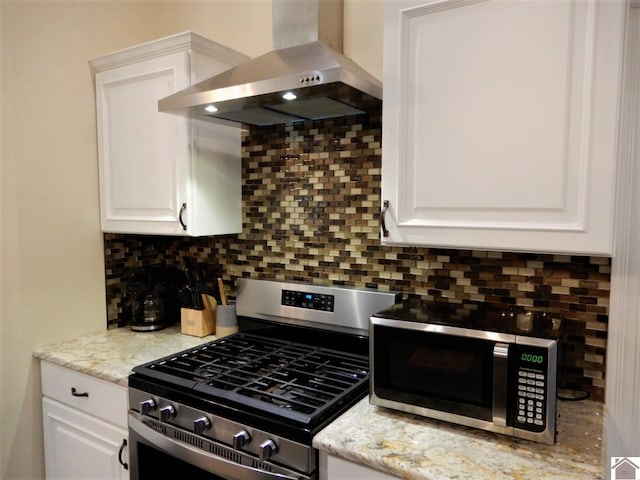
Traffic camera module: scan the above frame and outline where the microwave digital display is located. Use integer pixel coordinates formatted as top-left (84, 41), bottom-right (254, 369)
top-left (520, 353), bottom-right (545, 364)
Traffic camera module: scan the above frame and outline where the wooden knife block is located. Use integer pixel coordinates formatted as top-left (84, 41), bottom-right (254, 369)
top-left (180, 294), bottom-right (216, 337)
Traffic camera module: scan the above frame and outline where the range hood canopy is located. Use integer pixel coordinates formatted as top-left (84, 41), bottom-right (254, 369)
top-left (158, 0), bottom-right (381, 126)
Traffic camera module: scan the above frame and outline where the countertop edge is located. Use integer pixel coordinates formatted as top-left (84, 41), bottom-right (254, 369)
top-left (33, 326), bottom-right (216, 387)
top-left (313, 398), bottom-right (605, 480)
top-left (34, 349), bottom-right (131, 386)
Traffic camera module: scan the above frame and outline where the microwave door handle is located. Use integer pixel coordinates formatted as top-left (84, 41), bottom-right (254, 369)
top-left (492, 343), bottom-right (509, 428)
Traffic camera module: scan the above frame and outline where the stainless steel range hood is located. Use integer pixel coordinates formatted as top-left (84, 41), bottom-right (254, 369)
top-left (158, 0), bottom-right (381, 126)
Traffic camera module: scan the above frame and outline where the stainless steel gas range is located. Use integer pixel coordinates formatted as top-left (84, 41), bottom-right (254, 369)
top-left (127, 278), bottom-right (399, 480)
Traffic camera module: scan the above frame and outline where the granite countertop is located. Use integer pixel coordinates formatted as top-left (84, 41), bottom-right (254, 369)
top-left (313, 397), bottom-right (604, 480)
top-left (33, 326), bottom-right (215, 386)
top-left (34, 328), bottom-right (604, 480)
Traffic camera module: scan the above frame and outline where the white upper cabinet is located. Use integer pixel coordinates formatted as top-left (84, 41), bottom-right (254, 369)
top-left (381, 0), bottom-right (627, 254)
top-left (91, 32), bottom-right (249, 236)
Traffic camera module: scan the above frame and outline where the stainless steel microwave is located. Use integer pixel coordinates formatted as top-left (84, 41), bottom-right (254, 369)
top-left (370, 302), bottom-right (561, 445)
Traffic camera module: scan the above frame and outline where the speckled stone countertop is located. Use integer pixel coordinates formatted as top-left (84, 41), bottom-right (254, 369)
top-left (314, 397), bottom-right (604, 480)
top-left (34, 328), bottom-right (604, 480)
top-left (33, 326), bottom-right (215, 386)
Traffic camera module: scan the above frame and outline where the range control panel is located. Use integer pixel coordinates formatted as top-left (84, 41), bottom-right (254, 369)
top-left (281, 289), bottom-right (335, 312)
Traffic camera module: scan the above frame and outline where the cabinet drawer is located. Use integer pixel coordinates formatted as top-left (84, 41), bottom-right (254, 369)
top-left (41, 361), bottom-right (127, 428)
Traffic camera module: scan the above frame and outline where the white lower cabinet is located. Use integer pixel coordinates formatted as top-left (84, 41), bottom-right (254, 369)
top-left (42, 398), bottom-right (128, 480)
top-left (320, 452), bottom-right (400, 480)
top-left (41, 361), bottom-right (128, 480)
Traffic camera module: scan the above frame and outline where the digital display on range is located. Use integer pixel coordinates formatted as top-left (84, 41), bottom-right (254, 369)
top-left (281, 289), bottom-right (335, 312)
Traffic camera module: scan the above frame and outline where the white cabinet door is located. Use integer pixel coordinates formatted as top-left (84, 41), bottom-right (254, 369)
top-left (382, 0), bottom-right (627, 254)
top-left (42, 398), bottom-right (128, 480)
top-left (92, 32), bottom-right (247, 236)
top-left (95, 51), bottom-right (190, 235)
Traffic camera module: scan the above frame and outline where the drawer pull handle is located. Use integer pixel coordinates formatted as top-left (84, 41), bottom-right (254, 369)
top-left (118, 438), bottom-right (129, 470)
top-left (70, 387), bottom-right (89, 398)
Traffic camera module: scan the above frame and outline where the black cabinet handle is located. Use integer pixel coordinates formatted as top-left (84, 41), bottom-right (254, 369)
top-left (380, 200), bottom-right (390, 238)
top-left (179, 203), bottom-right (187, 231)
top-left (118, 438), bottom-right (129, 470)
top-left (70, 387), bottom-right (89, 398)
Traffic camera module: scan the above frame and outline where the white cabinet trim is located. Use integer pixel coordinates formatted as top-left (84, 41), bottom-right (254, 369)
top-left (607, 0), bottom-right (639, 461)
top-left (90, 30), bottom-right (248, 73)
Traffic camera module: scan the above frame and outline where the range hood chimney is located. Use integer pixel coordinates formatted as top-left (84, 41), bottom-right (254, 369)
top-left (158, 0), bottom-right (381, 126)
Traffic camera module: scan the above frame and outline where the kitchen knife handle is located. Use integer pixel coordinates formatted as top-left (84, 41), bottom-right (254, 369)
top-left (194, 291), bottom-right (203, 310)
top-left (217, 278), bottom-right (228, 306)
top-left (179, 203), bottom-right (187, 231)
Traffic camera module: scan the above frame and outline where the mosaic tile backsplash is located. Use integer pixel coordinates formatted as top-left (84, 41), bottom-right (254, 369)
top-left (103, 110), bottom-right (610, 401)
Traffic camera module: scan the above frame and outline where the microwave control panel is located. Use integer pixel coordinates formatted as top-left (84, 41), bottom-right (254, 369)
top-left (513, 347), bottom-right (549, 432)
top-left (281, 289), bottom-right (335, 312)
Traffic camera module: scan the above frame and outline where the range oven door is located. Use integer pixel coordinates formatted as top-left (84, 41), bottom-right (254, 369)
top-left (128, 414), bottom-right (311, 480)
top-left (370, 317), bottom-right (557, 445)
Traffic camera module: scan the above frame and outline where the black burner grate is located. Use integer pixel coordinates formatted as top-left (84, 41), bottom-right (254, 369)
top-left (134, 333), bottom-right (369, 425)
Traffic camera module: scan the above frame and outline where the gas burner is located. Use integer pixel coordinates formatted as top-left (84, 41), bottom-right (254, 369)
top-left (136, 333), bottom-right (370, 421)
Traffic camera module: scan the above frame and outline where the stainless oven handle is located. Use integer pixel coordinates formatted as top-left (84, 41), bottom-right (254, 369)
top-left (129, 416), bottom-right (300, 480)
top-left (492, 343), bottom-right (509, 428)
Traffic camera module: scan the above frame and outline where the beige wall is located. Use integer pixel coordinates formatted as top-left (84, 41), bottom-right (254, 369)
top-left (0, 1), bottom-right (382, 478)
top-left (148, 0), bottom-right (383, 80)
top-left (153, 0), bottom-right (274, 59)
top-left (344, 0), bottom-right (383, 80)
top-left (1, 3), bottom-right (157, 478)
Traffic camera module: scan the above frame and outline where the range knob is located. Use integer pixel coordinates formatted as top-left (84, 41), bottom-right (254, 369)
top-left (139, 399), bottom-right (156, 415)
top-left (159, 405), bottom-right (176, 422)
top-left (193, 417), bottom-right (211, 435)
top-left (258, 439), bottom-right (278, 461)
top-left (232, 430), bottom-right (251, 450)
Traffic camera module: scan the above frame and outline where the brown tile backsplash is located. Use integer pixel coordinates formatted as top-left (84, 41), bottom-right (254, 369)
top-left (103, 110), bottom-right (609, 402)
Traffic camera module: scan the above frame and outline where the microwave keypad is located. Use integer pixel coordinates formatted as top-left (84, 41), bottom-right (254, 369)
top-left (516, 369), bottom-right (546, 430)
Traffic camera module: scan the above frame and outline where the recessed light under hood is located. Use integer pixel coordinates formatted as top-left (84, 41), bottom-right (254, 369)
top-left (158, 0), bottom-right (381, 127)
